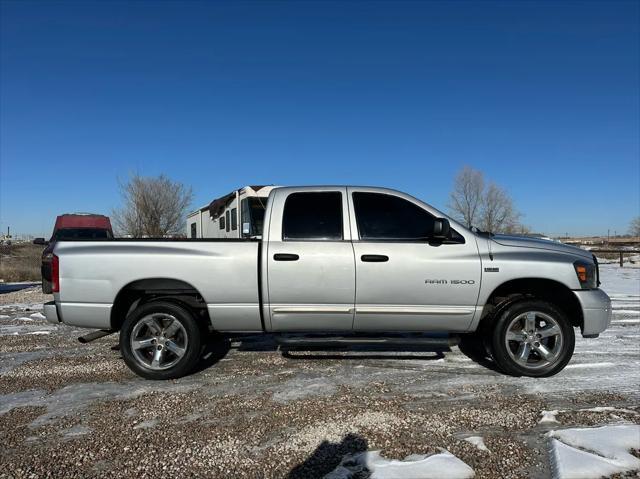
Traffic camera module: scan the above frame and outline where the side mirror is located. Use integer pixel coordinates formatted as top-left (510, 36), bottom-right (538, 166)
top-left (33, 238), bottom-right (48, 246)
top-left (432, 218), bottom-right (450, 239)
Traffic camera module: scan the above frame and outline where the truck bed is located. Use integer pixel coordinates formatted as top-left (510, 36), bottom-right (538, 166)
top-left (53, 240), bottom-right (263, 332)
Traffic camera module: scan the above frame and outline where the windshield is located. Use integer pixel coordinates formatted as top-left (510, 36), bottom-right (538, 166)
top-left (54, 228), bottom-right (112, 240)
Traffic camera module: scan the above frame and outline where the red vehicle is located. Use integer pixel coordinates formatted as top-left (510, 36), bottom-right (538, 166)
top-left (35, 213), bottom-right (113, 293)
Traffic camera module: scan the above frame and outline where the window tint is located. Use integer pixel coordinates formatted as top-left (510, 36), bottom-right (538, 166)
top-left (282, 192), bottom-right (343, 240)
top-left (231, 208), bottom-right (238, 231)
top-left (353, 192), bottom-right (435, 240)
top-left (54, 228), bottom-right (111, 240)
top-left (241, 197), bottom-right (267, 237)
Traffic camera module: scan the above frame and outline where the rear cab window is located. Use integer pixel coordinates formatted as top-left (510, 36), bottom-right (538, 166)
top-left (282, 192), bottom-right (343, 240)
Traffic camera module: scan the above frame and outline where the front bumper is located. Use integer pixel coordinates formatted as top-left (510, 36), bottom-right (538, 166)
top-left (43, 301), bottom-right (60, 324)
top-left (573, 288), bottom-right (612, 337)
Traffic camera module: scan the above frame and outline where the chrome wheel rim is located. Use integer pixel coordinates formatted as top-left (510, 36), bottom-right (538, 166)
top-left (130, 314), bottom-right (188, 370)
top-left (504, 311), bottom-right (563, 370)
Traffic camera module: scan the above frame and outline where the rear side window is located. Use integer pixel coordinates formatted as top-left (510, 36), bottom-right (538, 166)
top-left (282, 192), bottom-right (343, 240)
top-left (231, 208), bottom-right (238, 231)
top-left (353, 192), bottom-right (435, 241)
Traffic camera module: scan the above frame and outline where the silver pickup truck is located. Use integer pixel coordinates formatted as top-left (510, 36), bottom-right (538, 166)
top-left (43, 186), bottom-right (611, 380)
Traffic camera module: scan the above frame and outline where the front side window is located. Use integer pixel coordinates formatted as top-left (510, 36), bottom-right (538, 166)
top-left (353, 192), bottom-right (436, 241)
top-left (282, 192), bottom-right (343, 240)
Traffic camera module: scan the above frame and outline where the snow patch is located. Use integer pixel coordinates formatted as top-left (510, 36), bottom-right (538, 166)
top-left (540, 410), bottom-right (560, 424)
top-left (133, 419), bottom-right (159, 429)
top-left (548, 424), bottom-right (640, 479)
top-left (564, 362), bottom-right (616, 369)
top-left (579, 406), bottom-right (638, 415)
top-left (463, 436), bottom-right (490, 452)
top-left (29, 312), bottom-right (46, 320)
top-left (27, 331), bottom-right (51, 335)
top-left (324, 449), bottom-right (475, 479)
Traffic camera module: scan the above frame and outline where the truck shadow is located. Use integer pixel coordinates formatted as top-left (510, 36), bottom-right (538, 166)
top-left (286, 432), bottom-right (369, 479)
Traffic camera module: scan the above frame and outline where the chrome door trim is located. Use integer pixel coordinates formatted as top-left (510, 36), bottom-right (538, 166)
top-left (355, 305), bottom-right (475, 315)
top-left (272, 305), bottom-right (355, 315)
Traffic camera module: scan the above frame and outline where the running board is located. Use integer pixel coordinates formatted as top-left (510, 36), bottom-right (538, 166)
top-left (274, 334), bottom-right (459, 350)
top-left (78, 329), bottom-right (114, 344)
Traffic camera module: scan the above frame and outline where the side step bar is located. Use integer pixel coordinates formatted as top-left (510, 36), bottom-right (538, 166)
top-left (78, 329), bottom-right (114, 344)
top-left (275, 334), bottom-right (459, 350)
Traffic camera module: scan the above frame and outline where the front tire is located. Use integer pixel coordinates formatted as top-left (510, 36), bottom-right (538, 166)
top-left (120, 301), bottom-right (202, 380)
top-left (490, 299), bottom-right (575, 377)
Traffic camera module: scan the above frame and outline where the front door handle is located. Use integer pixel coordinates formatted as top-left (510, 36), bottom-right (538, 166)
top-left (274, 253), bottom-right (299, 261)
top-left (361, 254), bottom-right (389, 262)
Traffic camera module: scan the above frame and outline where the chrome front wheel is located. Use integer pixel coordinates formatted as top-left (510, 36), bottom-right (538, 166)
top-left (491, 299), bottom-right (575, 377)
top-left (504, 311), bottom-right (564, 370)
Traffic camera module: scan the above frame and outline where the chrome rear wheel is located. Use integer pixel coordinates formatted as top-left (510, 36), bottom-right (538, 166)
top-left (131, 313), bottom-right (188, 370)
top-left (120, 301), bottom-right (202, 380)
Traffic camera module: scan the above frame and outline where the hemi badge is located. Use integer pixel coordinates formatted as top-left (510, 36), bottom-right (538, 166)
top-left (484, 267), bottom-right (499, 272)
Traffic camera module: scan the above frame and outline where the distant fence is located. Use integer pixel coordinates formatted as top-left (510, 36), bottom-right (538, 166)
top-left (591, 249), bottom-right (639, 267)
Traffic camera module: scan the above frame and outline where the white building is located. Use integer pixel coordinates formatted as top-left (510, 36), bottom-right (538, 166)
top-left (186, 185), bottom-right (278, 239)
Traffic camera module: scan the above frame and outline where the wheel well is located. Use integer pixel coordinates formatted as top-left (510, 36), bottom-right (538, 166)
top-left (110, 278), bottom-right (211, 331)
top-left (482, 278), bottom-right (583, 330)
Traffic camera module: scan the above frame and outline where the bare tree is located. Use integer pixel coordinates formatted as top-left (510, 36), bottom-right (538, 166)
top-left (630, 217), bottom-right (640, 237)
top-left (478, 182), bottom-right (521, 234)
top-left (448, 166), bottom-right (484, 228)
top-left (112, 174), bottom-right (193, 237)
top-left (448, 167), bottom-right (526, 233)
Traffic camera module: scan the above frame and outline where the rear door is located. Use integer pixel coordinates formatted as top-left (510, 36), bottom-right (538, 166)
top-left (348, 189), bottom-right (481, 332)
top-left (266, 188), bottom-right (356, 331)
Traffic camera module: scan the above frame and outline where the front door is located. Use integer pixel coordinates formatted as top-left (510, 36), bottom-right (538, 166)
top-left (349, 190), bottom-right (481, 332)
top-left (267, 189), bottom-right (356, 332)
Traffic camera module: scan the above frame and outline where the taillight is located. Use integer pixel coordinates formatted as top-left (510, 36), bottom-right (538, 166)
top-left (51, 254), bottom-right (60, 293)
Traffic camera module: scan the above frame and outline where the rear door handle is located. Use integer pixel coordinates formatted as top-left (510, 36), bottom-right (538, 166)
top-left (361, 254), bottom-right (389, 262)
top-left (274, 253), bottom-right (299, 261)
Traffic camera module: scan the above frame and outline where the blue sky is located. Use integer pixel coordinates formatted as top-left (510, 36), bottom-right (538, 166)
top-left (1, 0), bottom-right (638, 237)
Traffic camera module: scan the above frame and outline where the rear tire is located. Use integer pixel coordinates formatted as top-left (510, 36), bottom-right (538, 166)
top-left (490, 299), bottom-right (575, 377)
top-left (120, 301), bottom-right (202, 380)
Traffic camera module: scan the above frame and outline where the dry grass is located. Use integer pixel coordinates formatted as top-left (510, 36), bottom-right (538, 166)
top-left (0, 242), bottom-right (44, 282)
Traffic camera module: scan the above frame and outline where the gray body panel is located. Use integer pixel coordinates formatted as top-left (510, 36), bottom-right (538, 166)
top-left (46, 186), bottom-right (611, 339)
top-left (53, 241), bottom-right (262, 331)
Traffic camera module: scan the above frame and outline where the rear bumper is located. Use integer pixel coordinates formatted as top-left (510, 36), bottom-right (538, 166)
top-left (573, 288), bottom-right (612, 337)
top-left (44, 301), bottom-right (60, 324)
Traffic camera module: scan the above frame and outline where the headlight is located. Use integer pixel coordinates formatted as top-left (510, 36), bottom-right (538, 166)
top-left (574, 261), bottom-right (597, 289)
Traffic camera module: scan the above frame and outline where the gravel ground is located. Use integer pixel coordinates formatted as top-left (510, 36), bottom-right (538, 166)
top-left (1, 266), bottom-right (639, 478)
